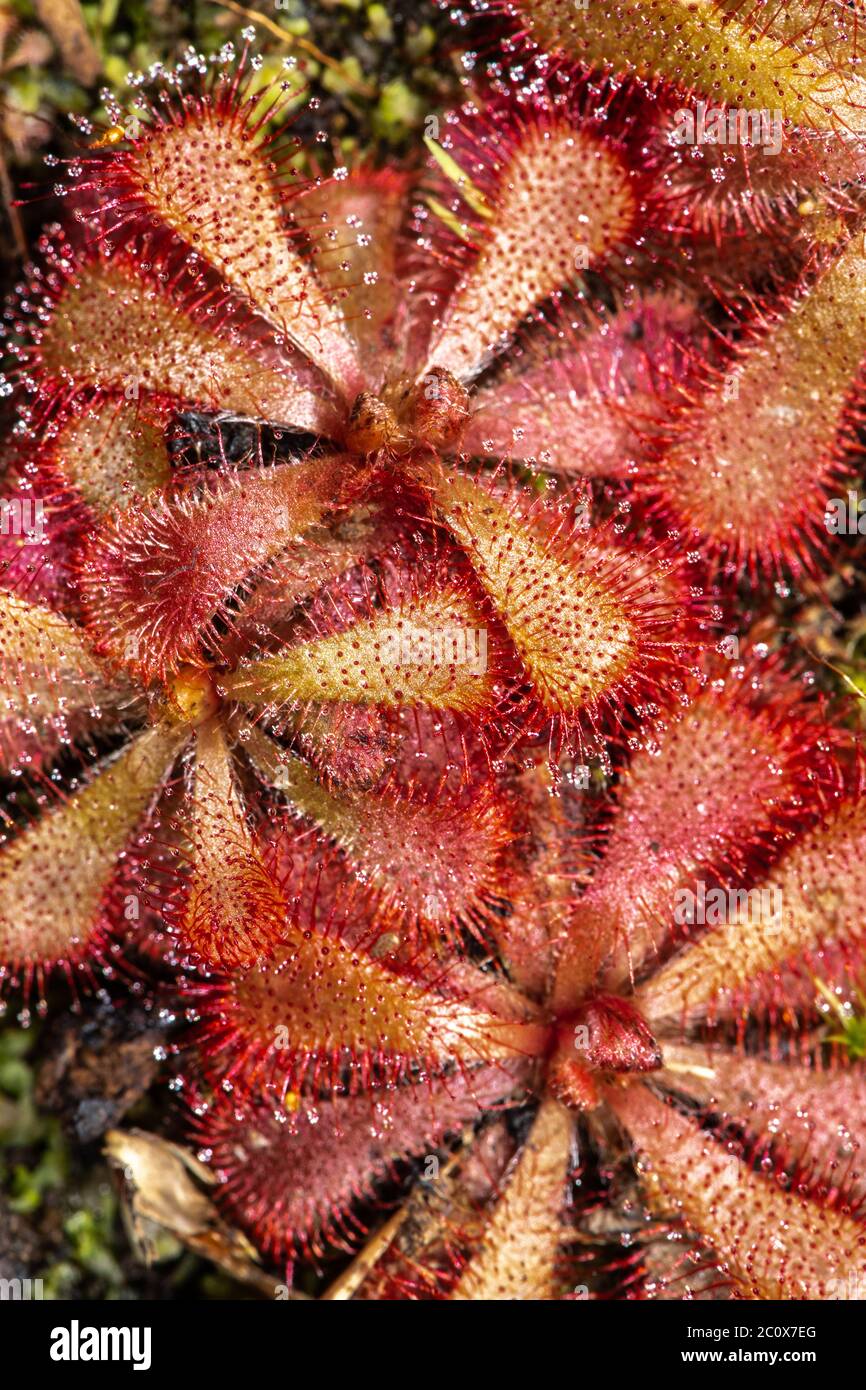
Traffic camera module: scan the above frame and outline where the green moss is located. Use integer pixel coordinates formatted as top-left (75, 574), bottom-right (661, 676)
top-left (6, 71), bottom-right (44, 117)
top-left (40, 1261), bottom-right (80, 1300)
top-left (99, 0), bottom-right (123, 29)
top-left (102, 54), bottom-right (130, 87)
top-left (322, 54), bottom-right (366, 97)
top-left (367, 4), bottom-right (394, 43)
top-left (406, 24), bottom-right (437, 60)
top-left (65, 1199), bottom-right (124, 1285)
top-left (7, 1118), bottom-right (67, 1213)
top-left (373, 78), bottom-right (424, 141)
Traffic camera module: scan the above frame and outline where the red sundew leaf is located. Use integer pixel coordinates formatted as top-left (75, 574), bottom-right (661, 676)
top-left (487, 750), bottom-right (585, 998)
top-left (459, 865), bottom-right (555, 977)
top-left (93, 94), bottom-right (361, 399)
top-left (636, 795), bottom-right (866, 1028)
top-left (661, 1042), bottom-right (866, 1207)
top-left (289, 703), bottom-right (397, 791)
top-left (420, 109), bottom-right (637, 381)
top-left (451, 1096), bottom-right (573, 1300)
top-left (0, 591), bottom-right (134, 775)
top-left (241, 720), bottom-right (517, 947)
top-left (413, 461), bottom-right (692, 746)
top-left (216, 503), bottom-right (397, 669)
top-left (397, 240), bottom-right (463, 396)
top-left (630, 1231), bottom-right (741, 1303)
top-left (36, 257), bottom-right (337, 436)
top-left (513, 0), bottom-right (866, 139)
top-left (0, 464), bottom-right (89, 611)
top-left (193, 923), bottom-right (549, 1098)
top-left (0, 590), bottom-right (112, 709)
top-left (195, 1064), bottom-right (527, 1260)
top-left (46, 396), bottom-right (172, 515)
top-left (295, 168), bottom-right (410, 385)
top-left (79, 455), bottom-right (352, 680)
top-left (179, 719), bottom-right (287, 971)
top-left (350, 1117), bottom-right (522, 1301)
top-left (462, 293), bottom-right (704, 478)
top-left (105, 772), bottom-right (190, 972)
top-left (466, 352), bottom-right (638, 479)
top-left (646, 92), bottom-right (864, 242)
top-left (566, 996), bottom-right (663, 1074)
top-left (555, 660), bottom-right (842, 1006)
top-left (638, 231), bottom-right (866, 579)
top-left (607, 1082), bottom-right (866, 1299)
top-left (223, 581), bottom-right (503, 718)
top-left (0, 723), bottom-right (185, 975)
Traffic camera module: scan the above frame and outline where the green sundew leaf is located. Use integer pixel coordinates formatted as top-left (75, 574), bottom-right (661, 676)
top-left (423, 136), bottom-right (494, 220)
top-left (424, 194), bottom-right (482, 245)
top-left (827, 1021), bottom-right (866, 1059)
top-left (815, 977), bottom-right (866, 1058)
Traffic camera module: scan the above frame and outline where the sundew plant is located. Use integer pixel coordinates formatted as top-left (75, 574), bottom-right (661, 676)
top-left (1, 0), bottom-right (866, 1303)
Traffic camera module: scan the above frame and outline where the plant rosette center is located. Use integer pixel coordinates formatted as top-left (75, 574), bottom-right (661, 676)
top-left (546, 995), bottom-right (663, 1111)
top-left (164, 664), bottom-right (221, 727)
top-left (343, 368), bottom-right (471, 457)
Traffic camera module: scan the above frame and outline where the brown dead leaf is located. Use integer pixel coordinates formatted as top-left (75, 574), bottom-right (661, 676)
top-left (104, 1128), bottom-right (300, 1297)
top-left (32, 0), bottom-right (100, 85)
top-left (5, 26), bottom-right (53, 70)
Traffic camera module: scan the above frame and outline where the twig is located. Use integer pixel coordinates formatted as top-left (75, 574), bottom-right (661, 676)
top-left (0, 142), bottom-right (26, 258)
top-left (320, 1205), bottom-right (410, 1301)
top-left (214, 0), bottom-right (378, 99)
top-left (32, 0), bottom-right (100, 86)
top-left (320, 1146), bottom-right (467, 1301)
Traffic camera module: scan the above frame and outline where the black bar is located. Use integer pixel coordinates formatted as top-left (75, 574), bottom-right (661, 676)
top-left (1, 1295), bottom-right (856, 1376)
